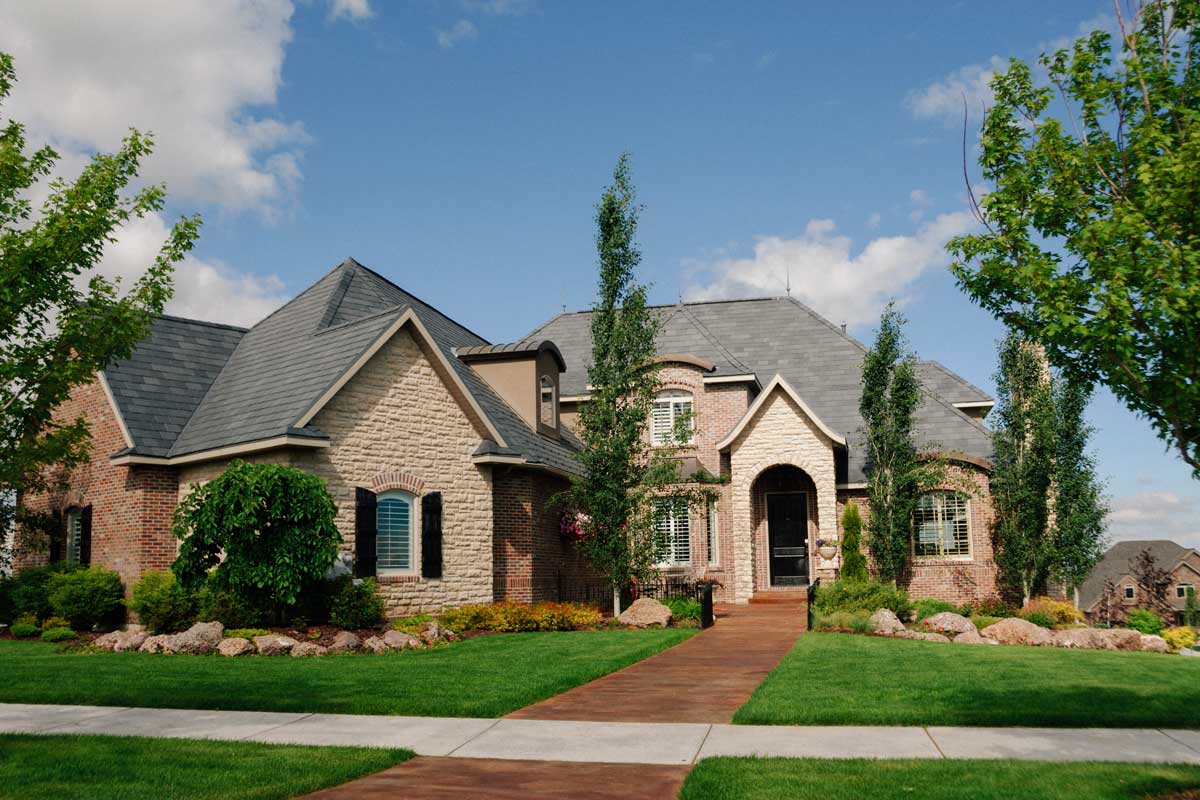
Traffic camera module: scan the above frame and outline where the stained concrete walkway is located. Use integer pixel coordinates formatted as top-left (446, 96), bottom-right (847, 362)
top-left (508, 601), bottom-right (808, 723)
top-left (4, 703), bottom-right (1200, 766)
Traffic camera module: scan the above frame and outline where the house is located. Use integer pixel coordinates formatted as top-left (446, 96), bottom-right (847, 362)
top-left (17, 258), bottom-right (1001, 612)
top-left (528, 298), bottom-right (999, 604)
top-left (1078, 540), bottom-right (1200, 625)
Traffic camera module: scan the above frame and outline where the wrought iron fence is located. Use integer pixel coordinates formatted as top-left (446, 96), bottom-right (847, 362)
top-left (553, 572), bottom-right (717, 628)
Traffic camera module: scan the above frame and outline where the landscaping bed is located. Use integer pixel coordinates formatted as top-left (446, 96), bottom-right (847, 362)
top-left (0, 733), bottom-right (411, 800)
top-left (680, 758), bottom-right (1200, 800)
top-left (734, 632), bottom-right (1200, 728)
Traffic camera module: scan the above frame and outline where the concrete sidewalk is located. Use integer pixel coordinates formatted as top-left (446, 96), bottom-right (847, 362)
top-left (4, 703), bottom-right (1200, 765)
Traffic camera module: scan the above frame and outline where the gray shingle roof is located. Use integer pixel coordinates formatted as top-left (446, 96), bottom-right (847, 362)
top-left (103, 316), bottom-right (247, 457)
top-left (528, 297), bottom-right (994, 483)
top-left (1078, 539), bottom-right (1198, 611)
top-left (106, 259), bottom-right (579, 474)
top-left (916, 361), bottom-right (993, 406)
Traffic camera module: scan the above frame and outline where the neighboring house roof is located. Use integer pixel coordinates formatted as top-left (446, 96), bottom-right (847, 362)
top-left (103, 259), bottom-right (580, 475)
top-left (1078, 539), bottom-right (1200, 611)
top-left (528, 296), bottom-right (994, 484)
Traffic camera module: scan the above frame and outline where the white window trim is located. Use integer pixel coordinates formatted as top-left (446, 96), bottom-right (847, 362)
top-left (1123, 584), bottom-right (1137, 601)
top-left (539, 374), bottom-right (557, 429)
top-left (1176, 583), bottom-right (1193, 599)
top-left (913, 492), bottom-right (972, 560)
top-left (651, 390), bottom-right (695, 447)
top-left (706, 499), bottom-right (719, 567)
top-left (377, 490), bottom-right (418, 576)
top-left (654, 497), bottom-right (691, 567)
top-left (65, 508), bottom-right (82, 565)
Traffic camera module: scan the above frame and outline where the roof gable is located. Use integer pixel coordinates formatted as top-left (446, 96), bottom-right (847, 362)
top-left (717, 374), bottom-right (847, 450)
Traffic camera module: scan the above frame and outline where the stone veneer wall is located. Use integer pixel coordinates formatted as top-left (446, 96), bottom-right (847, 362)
top-left (16, 379), bottom-right (179, 592)
top-left (727, 389), bottom-right (837, 603)
top-left (177, 325), bottom-right (495, 615)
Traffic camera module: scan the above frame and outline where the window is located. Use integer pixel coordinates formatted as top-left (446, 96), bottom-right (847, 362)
top-left (65, 508), bottom-right (82, 565)
top-left (376, 491), bottom-right (414, 573)
top-left (539, 375), bottom-right (556, 429)
top-left (706, 499), bottom-right (719, 566)
top-left (1124, 584), bottom-right (1136, 600)
top-left (913, 492), bottom-right (970, 558)
top-left (1177, 584), bottom-right (1194, 599)
top-left (654, 497), bottom-right (691, 566)
top-left (651, 390), bottom-right (694, 446)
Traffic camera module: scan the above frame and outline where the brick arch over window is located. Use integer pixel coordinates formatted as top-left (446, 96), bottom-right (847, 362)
top-left (370, 471), bottom-right (426, 496)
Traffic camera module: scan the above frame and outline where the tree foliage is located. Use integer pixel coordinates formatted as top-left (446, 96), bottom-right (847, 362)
top-left (0, 51), bottom-right (200, 566)
top-left (860, 305), bottom-right (935, 584)
top-left (1132, 546), bottom-right (1176, 620)
top-left (948, 1), bottom-right (1200, 477)
top-left (1049, 375), bottom-right (1108, 598)
top-left (839, 502), bottom-right (868, 582)
top-left (172, 461), bottom-right (340, 616)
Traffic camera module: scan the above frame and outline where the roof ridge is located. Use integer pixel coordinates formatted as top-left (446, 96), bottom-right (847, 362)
top-left (675, 305), bottom-right (752, 374)
top-left (347, 259), bottom-right (492, 346)
top-left (313, 303), bottom-right (408, 336)
top-left (920, 358), bottom-right (994, 402)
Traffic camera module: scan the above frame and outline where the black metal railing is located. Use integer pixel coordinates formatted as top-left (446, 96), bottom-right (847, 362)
top-left (553, 572), bottom-right (718, 628)
top-left (806, 576), bottom-right (821, 629)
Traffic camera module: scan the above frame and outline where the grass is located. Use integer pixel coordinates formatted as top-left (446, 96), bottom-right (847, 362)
top-left (734, 632), bottom-right (1200, 728)
top-left (680, 758), bottom-right (1200, 800)
top-left (0, 628), bottom-right (693, 718)
top-left (0, 734), bottom-right (410, 800)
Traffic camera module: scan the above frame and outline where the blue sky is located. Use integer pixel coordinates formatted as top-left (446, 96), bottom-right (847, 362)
top-left (1, 0), bottom-right (1196, 547)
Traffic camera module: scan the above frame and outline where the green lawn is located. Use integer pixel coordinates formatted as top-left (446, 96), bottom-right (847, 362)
top-left (0, 734), bottom-right (410, 800)
top-left (681, 758), bottom-right (1200, 800)
top-left (0, 629), bottom-right (692, 717)
top-left (735, 632), bottom-right (1200, 728)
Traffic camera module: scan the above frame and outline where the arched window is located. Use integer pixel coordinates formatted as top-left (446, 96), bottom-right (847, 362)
top-left (914, 492), bottom-right (970, 558)
top-left (539, 374), bottom-right (557, 429)
top-left (377, 491), bottom-right (415, 573)
top-left (651, 390), bottom-right (694, 446)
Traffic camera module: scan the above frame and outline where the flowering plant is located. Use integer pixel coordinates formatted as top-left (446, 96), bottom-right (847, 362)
top-left (559, 510), bottom-right (588, 543)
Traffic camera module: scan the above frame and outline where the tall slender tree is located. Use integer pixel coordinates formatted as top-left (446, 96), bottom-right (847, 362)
top-left (839, 502), bottom-right (868, 583)
top-left (1049, 376), bottom-right (1107, 604)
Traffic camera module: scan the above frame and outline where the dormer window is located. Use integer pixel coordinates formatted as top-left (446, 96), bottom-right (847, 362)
top-left (539, 374), bottom-right (557, 430)
top-left (652, 390), bottom-right (694, 446)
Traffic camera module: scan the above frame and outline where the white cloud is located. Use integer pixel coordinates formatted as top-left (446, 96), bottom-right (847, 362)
top-left (327, 0), bottom-right (373, 23)
top-left (684, 211), bottom-right (977, 327)
top-left (905, 55), bottom-right (1007, 122)
top-left (437, 19), bottom-right (479, 49)
top-left (463, 0), bottom-right (535, 15)
top-left (1107, 491), bottom-right (1200, 551)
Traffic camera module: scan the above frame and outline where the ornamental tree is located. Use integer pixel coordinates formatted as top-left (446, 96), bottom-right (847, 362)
top-left (948, 1), bottom-right (1200, 477)
top-left (172, 461), bottom-right (340, 620)
top-left (839, 502), bottom-right (868, 582)
top-left (0, 52), bottom-right (199, 568)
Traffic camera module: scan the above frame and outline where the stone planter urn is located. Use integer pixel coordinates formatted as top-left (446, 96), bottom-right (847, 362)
top-left (819, 545), bottom-right (838, 560)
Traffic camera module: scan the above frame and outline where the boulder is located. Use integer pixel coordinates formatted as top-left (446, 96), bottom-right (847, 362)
top-left (1103, 628), bottom-right (1145, 651)
top-left (362, 636), bottom-right (389, 654)
top-left (954, 630), bottom-right (998, 645)
top-left (217, 637), bottom-right (256, 657)
top-left (382, 630), bottom-right (420, 650)
top-left (419, 621), bottom-right (444, 643)
top-left (329, 631), bottom-right (362, 653)
top-left (1180, 647), bottom-right (1200, 658)
top-left (291, 641), bottom-right (328, 657)
top-left (869, 609), bottom-right (906, 635)
top-left (139, 634), bottom-right (172, 654)
top-left (1139, 634), bottom-right (1169, 653)
top-left (618, 598), bottom-right (672, 628)
top-left (254, 634), bottom-right (298, 656)
top-left (95, 630), bottom-right (149, 653)
top-left (1051, 628), bottom-right (1116, 651)
top-left (981, 617), bottom-right (1053, 647)
top-left (921, 612), bottom-right (976, 636)
top-left (895, 631), bottom-right (951, 643)
top-left (166, 621), bottom-right (225, 655)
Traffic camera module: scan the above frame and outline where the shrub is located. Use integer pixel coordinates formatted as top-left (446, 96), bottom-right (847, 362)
top-left (47, 567), bottom-right (124, 631)
top-left (971, 614), bottom-right (1003, 629)
top-left (13, 612), bottom-right (37, 627)
top-left (194, 584), bottom-right (265, 629)
top-left (439, 604), bottom-right (493, 633)
top-left (1022, 597), bottom-right (1083, 626)
top-left (1023, 611), bottom-right (1054, 629)
top-left (40, 627), bottom-right (76, 643)
top-left (10, 563), bottom-right (82, 621)
top-left (10, 622), bottom-right (39, 638)
top-left (486, 602), bottom-right (538, 632)
top-left (532, 602), bottom-right (603, 630)
top-left (0, 576), bottom-right (14, 624)
top-left (913, 599), bottom-right (957, 622)
top-left (391, 614), bottom-right (435, 635)
top-left (812, 579), bottom-right (912, 620)
top-left (329, 577), bottom-right (385, 630)
top-left (39, 615), bottom-right (71, 632)
top-left (127, 571), bottom-right (197, 634)
top-left (839, 503), bottom-right (868, 582)
top-left (959, 597), bottom-right (1014, 618)
top-left (813, 609), bottom-right (874, 633)
top-left (661, 596), bottom-right (702, 622)
top-left (224, 628), bottom-right (271, 640)
top-left (1162, 626), bottom-right (1197, 652)
top-left (438, 602), bottom-right (600, 633)
top-left (1125, 608), bottom-right (1165, 636)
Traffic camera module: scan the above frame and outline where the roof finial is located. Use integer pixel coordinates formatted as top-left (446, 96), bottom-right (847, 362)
top-left (786, 264), bottom-right (791, 297)
top-left (562, 287), bottom-right (567, 314)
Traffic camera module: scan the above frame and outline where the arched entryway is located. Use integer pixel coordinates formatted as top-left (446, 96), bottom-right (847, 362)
top-left (751, 464), bottom-right (820, 588)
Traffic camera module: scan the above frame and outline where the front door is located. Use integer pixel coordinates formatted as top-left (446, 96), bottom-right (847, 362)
top-left (767, 492), bottom-right (808, 586)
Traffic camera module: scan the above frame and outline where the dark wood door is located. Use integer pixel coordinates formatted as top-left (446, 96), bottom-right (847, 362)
top-left (767, 492), bottom-right (808, 586)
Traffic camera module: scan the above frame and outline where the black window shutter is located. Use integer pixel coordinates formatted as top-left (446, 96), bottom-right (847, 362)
top-left (421, 492), bottom-right (443, 579)
top-left (78, 506), bottom-right (93, 566)
top-left (47, 510), bottom-right (63, 563)
top-left (354, 487), bottom-right (378, 578)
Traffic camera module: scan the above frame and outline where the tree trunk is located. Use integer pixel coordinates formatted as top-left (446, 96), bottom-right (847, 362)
top-left (612, 584), bottom-right (622, 618)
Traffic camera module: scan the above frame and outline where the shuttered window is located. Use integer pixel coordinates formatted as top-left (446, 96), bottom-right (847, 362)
top-left (651, 390), bottom-right (694, 446)
top-left (654, 497), bottom-right (691, 566)
top-left (377, 491), bottom-right (414, 573)
top-left (913, 492), bottom-right (970, 558)
top-left (65, 509), bottom-right (82, 565)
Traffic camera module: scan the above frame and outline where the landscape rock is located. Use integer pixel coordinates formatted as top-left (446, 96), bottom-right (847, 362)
top-left (954, 630), bottom-right (998, 645)
top-left (895, 631), bottom-right (952, 643)
top-left (382, 630), bottom-right (420, 650)
top-left (1103, 628), bottom-right (1145, 651)
top-left (329, 631), bottom-right (362, 652)
top-left (1139, 634), bottom-right (1169, 653)
top-left (869, 609), bottom-right (905, 635)
top-left (1051, 628), bottom-right (1116, 651)
top-left (981, 617), bottom-right (1053, 647)
top-left (362, 636), bottom-right (388, 654)
top-left (291, 641), bottom-right (328, 657)
top-left (217, 637), bottom-right (255, 657)
top-left (254, 634), bottom-right (299, 656)
top-left (618, 598), bottom-right (672, 628)
top-left (166, 621), bottom-right (225, 655)
top-left (921, 612), bottom-right (976, 636)
top-left (95, 630), bottom-right (149, 653)
top-left (139, 634), bottom-right (172, 654)
top-left (1180, 647), bottom-right (1200, 657)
